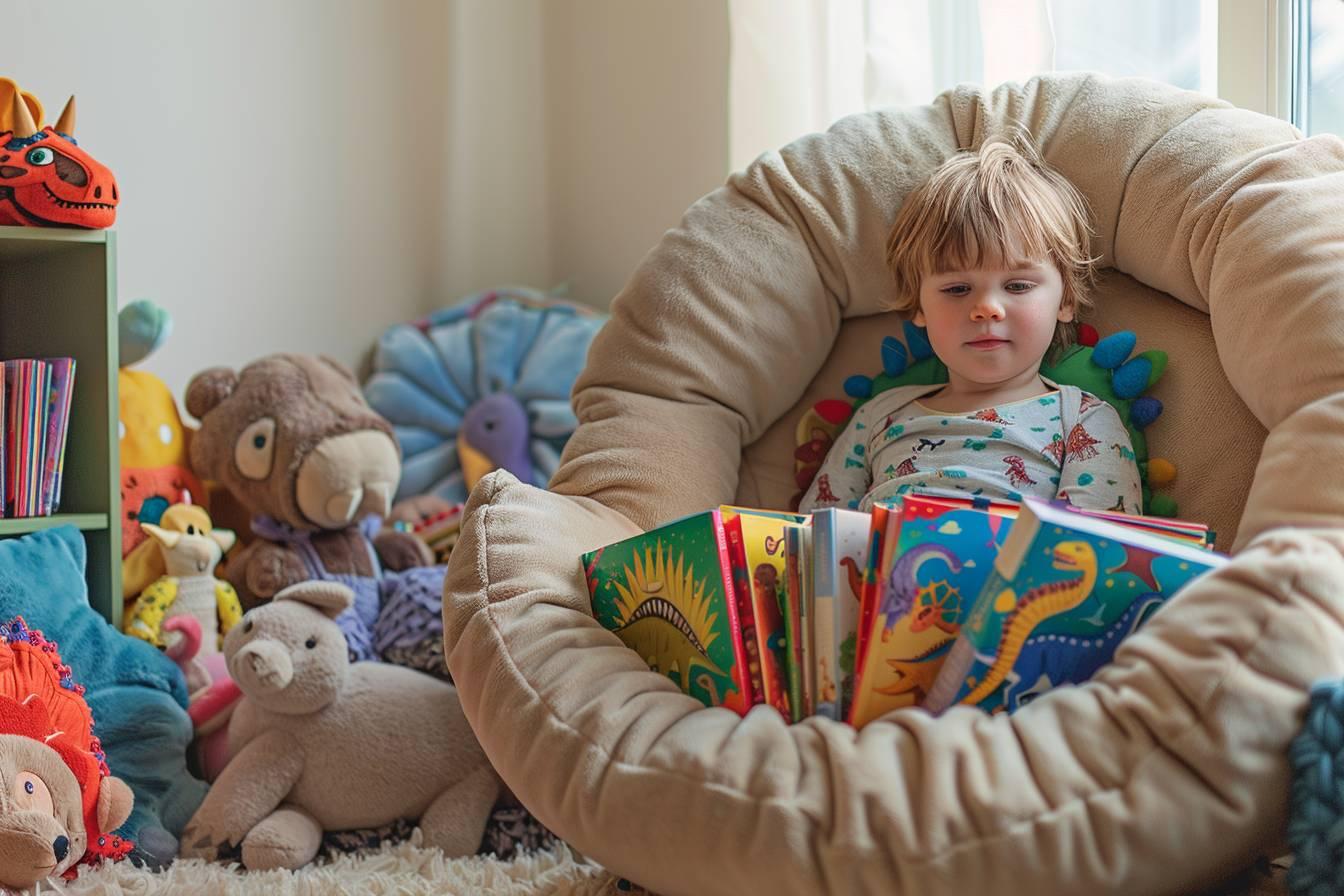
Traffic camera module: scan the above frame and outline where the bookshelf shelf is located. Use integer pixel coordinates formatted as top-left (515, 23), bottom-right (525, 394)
top-left (0, 225), bottom-right (120, 627)
top-left (0, 514), bottom-right (110, 536)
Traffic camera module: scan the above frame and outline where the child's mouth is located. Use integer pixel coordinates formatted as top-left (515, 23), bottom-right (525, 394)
top-left (966, 337), bottom-right (1009, 350)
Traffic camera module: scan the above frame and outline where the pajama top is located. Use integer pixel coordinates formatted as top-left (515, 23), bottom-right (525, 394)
top-left (799, 383), bottom-right (1143, 514)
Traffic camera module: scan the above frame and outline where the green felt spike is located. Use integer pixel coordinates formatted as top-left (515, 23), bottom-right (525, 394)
top-left (1137, 349), bottom-right (1168, 388)
top-left (1147, 492), bottom-right (1178, 517)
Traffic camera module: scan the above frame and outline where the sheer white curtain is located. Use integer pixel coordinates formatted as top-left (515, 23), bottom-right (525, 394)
top-left (728, 0), bottom-right (1217, 171)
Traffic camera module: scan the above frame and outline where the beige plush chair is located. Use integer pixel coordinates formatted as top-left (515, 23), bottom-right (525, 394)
top-left (442, 74), bottom-right (1344, 895)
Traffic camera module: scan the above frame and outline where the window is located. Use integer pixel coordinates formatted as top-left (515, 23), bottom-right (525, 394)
top-left (729, 0), bottom-right (1329, 170)
top-left (864, 0), bottom-right (1217, 111)
top-left (1299, 0), bottom-right (1344, 134)
top-left (729, 0), bottom-right (1219, 170)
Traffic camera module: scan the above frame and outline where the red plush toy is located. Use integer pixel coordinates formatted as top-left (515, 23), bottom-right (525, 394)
top-left (0, 77), bottom-right (118, 229)
top-left (0, 618), bottom-right (134, 891)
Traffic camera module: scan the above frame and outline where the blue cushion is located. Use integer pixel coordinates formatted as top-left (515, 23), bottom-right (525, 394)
top-left (0, 526), bottom-right (206, 856)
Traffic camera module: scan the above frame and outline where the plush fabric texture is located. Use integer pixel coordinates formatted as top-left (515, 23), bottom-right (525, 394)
top-left (119, 300), bottom-right (203, 601)
top-left (1286, 680), bottom-right (1344, 895)
top-left (0, 78), bottom-right (120, 229)
top-left (365, 288), bottom-right (608, 505)
top-left (0, 618), bottom-right (136, 887)
top-left (441, 72), bottom-right (1344, 896)
top-left (373, 564), bottom-right (452, 679)
top-left (185, 354), bottom-right (435, 659)
top-left (181, 583), bottom-right (499, 871)
top-left (0, 527), bottom-right (205, 859)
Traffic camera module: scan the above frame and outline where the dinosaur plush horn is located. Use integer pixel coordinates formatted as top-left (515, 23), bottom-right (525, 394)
top-left (8, 92), bottom-right (37, 138)
top-left (54, 95), bottom-right (76, 136)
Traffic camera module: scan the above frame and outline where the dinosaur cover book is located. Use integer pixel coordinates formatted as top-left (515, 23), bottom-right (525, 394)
top-left (849, 494), bottom-right (1018, 727)
top-left (582, 510), bottom-right (753, 714)
top-left (923, 496), bottom-right (1228, 715)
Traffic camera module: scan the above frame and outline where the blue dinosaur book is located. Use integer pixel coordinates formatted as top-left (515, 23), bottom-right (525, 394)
top-left (924, 496), bottom-right (1228, 715)
top-left (848, 494), bottom-right (1018, 727)
top-left (582, 510), bottom-right (752, 715)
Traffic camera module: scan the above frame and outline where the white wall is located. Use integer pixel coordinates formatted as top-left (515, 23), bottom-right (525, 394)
top-left (2, 1), bottom-right (731, 396)
top-left (544, 0), bottom-right (730, 306)
top-left (439, 1), bottom-right (553, 308)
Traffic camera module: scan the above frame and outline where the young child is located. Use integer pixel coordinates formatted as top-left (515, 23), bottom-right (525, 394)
top-left (800, 140), bottom-right (1143, 514)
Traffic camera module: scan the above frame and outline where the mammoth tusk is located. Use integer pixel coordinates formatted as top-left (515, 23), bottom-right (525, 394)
top-left (54, 95), bottom-right (75, 136)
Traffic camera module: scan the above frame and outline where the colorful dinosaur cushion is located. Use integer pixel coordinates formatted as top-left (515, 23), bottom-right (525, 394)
top-left (0, 78), bottom-right (118, 229)
top-left (365, 288), bottom-right (607, 504)
top-left (792, 321), bottom-right (1177, 515)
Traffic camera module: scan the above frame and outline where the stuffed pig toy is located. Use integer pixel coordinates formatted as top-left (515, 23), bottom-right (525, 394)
top-left (178, 582), bottom-right (499, 871)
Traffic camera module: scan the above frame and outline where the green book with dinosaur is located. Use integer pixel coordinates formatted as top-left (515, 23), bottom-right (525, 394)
top-left (582, 510), bottom-right (752, 715)
top-left (923, 497), bottom-right (1227, 715)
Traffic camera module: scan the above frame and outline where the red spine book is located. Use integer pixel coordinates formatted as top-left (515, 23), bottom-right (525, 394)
top-left (722, 514), bottom-right (764, 705)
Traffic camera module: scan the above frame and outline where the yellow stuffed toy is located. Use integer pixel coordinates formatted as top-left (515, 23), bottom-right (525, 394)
top-left (118, 301), bottom-right (207, 601)
top-left (124, 505), bottom-right (241, 656)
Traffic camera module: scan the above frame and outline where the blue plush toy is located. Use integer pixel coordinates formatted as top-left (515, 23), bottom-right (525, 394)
top-left (1287, 679), bottom-right (1344, 896)
top-left (365, 288), bottom-right (607, 504)
top-left (0, 526), bottom-right (205, 869)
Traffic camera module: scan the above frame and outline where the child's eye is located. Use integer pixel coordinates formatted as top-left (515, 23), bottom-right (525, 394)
top-left (1005, 281), bottom-right (1035, 293)
top-left (940, 285), bottom-right (971, 296)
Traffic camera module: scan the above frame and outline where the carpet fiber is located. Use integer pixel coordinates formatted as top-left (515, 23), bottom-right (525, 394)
top-left (47, 832), bottom-right (627, 896)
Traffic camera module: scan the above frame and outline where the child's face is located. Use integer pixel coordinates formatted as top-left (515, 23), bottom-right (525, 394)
top-left (914, 259), bottom-right (1072, 392)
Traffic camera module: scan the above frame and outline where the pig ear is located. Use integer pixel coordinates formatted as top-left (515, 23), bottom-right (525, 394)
top-left (185, 368), bottom-right (238, 419)
top-left (97, 776), bottom-right (134, 833)
top-left (273, 581), bottom-right (354, 619)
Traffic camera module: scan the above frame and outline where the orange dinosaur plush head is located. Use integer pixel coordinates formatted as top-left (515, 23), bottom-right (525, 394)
top-left (0, 79), bottom-right (118, 229)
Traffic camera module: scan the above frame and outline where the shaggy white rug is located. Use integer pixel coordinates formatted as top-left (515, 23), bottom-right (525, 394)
top-left (38, 832), bottom-right (631, 896)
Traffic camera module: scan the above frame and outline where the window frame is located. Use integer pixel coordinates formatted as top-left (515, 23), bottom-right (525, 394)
top-left (1218, 0), bottom-right (1301, 122)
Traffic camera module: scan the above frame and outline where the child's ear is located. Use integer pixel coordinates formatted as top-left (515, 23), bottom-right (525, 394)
top-left (913, 308), bottom-right (927, 326)
top-left (1056, 303), bottom-right (1075, 323)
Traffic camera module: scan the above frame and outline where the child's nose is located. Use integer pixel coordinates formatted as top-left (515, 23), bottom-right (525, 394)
top-left (970, 294), bottom-right (1005, 320)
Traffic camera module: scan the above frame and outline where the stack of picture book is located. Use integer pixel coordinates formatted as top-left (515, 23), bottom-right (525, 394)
top-left (581, 491), bottom-right (1225, 723)
top-left (1, 358), bottom-right (78, 519)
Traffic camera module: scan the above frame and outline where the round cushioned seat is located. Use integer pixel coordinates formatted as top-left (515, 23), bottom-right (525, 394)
top-left (442, 74), bottom-right (1344, 895)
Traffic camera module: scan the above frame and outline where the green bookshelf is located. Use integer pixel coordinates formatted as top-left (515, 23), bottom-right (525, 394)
top-left (0, 226), bottom-right (121, 626)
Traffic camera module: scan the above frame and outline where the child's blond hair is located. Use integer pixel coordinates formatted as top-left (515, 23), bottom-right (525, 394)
top-left (884, 139), bottom-right (1097, 352)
